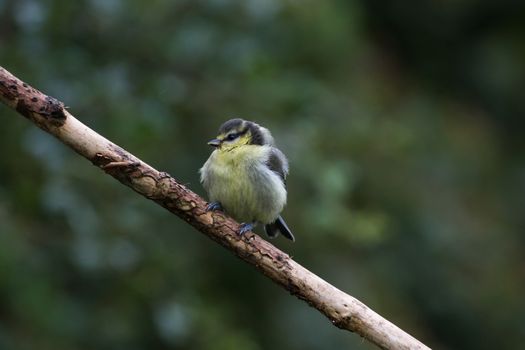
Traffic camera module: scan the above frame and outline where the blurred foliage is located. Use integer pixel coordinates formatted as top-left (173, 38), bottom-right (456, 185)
top-left (1, 0), bottom-right (525, 349)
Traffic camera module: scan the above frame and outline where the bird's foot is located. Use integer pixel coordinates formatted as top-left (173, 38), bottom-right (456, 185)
top-left (238, 222), bottom-right (256, 236)
top-left (206, 201), bottom-right (223, 212)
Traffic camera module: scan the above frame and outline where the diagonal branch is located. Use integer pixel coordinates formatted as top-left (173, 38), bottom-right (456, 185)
top-left (0, 66), bottom-right (430, 350)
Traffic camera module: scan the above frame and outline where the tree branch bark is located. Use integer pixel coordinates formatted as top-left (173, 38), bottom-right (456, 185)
top-left (0, 66), bottom-right (431, 350)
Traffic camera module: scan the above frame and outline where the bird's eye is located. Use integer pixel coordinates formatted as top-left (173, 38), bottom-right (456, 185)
top-left (226, 133), bottom-right (238, 141)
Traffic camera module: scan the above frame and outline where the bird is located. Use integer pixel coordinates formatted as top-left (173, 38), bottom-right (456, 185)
top-left (200, 118), bottom-right (295, 241)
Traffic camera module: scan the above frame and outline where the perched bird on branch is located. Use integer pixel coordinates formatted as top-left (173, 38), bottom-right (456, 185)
top-left (200, 118), bottom-right (295, 241)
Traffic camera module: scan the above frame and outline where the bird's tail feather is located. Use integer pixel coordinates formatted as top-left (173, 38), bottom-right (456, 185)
top-left (265, 216), bottom-right (295, 242)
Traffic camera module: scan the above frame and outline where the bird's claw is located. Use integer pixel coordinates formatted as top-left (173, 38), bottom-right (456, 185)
top-left (238, 222), bottom-right (255, 236)
top-left (206, 201), bottom-right (223, 212)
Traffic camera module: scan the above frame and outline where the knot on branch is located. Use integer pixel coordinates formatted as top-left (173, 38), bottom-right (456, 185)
top-left (17, 95), bottom-right (67, 127)
top-left (0, 68), bottom-right (67, 127)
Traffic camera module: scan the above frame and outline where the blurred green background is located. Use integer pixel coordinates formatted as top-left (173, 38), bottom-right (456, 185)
top-left (1, 0), bottom-right (524, 349)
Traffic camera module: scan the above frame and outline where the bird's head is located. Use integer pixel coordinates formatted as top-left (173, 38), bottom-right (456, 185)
top-left (208, 118), bottom-right (274, 151)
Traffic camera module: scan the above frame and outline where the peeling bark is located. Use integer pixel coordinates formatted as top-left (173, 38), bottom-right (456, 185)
top-left (0, 66), bottom-right (431, 350)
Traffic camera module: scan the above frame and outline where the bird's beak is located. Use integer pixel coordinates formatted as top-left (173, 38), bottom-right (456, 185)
top-left (207, 138), bottom-right (222, 148)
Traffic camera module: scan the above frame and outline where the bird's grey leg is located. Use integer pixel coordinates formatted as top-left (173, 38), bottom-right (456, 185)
top-left (206, 201), bottom-right (223, 212)
top-left (239, 221), bottom-right (257, 236)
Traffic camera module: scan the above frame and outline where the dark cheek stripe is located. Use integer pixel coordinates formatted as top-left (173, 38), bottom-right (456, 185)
top-left (217, 119), bottom-right (265, 145)
top-left (247, 122), bottom-right (264, 145)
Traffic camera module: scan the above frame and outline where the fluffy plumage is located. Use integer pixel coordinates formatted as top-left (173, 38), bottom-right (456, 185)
top-left (200, 119), bottom-right (294, 241)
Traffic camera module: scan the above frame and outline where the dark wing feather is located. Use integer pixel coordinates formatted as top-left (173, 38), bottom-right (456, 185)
top-left (264, 147), bottom-right (294, 242)
top-left (266, 147), bottom-right (289, 184)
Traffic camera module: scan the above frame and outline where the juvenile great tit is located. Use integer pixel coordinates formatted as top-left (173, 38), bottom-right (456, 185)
top-left (200, 118), bottom-right (295, 241)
